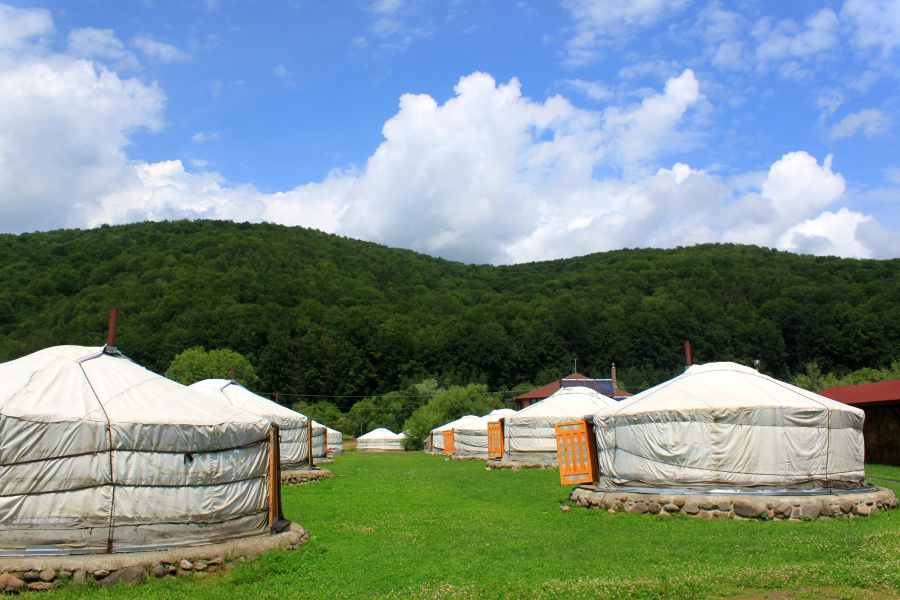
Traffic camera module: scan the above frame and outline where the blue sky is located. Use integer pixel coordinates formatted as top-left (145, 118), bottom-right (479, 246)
top-left (0, 1), bottom-right (898, 263)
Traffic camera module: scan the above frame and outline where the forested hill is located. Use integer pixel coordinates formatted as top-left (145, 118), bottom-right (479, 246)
top-left (1, 220), bottom-right (898, 401)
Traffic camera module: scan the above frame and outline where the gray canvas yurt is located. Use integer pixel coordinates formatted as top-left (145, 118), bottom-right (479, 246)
top-left (356, 428), bottom-right (405, 451)
top-left (454, 409), bottom-right (516, 458)
top-left (593, 362), bottom-right (869, 492)
top-left (326, 427), bottom-right (344, 455)
top-left (0, 346), bottom-right (275, 555)
top-left (428, 415), bottom-right (480, 454)
top-left (190, 379), bottom-right (311, 469)
top-left (311, 420), bottom-right (327, 460)
top-left (502, 386), bottom-right (617, 464)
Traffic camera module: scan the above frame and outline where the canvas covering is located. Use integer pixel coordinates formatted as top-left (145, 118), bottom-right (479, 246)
top-left (310, 421), bottom-right (327, 458)
top-left (190, 379), bottom-right (311, 469)
top-left (0, 346), bottom-right (273, 556)
top-left (593, 362), bottom-right (868, 492)
top-left (454, 409), bottom-right (516, 458)
top-left (503, 387), bottom-right (617, 463)
top-left (428, 415), bottom-right (480, 454)
top-left (326, 428), bottom-right (343, 454)
top-left (356, 428), bottom-right (405, 451)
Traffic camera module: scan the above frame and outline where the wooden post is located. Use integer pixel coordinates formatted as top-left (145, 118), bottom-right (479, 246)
top-left (268, 423), bottom-right (281, 531)
top-left (273, 423), bottom-right (283, 520)
top-left (308, 418), bottom-right (314, 467)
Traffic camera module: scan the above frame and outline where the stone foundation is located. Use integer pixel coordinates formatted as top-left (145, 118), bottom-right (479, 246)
top-left (451, 455), bottom-right (488, 462)
top-left (281, 468), bottom-right (333, 485)
top-left (487, 460), bottom-right (556, 470)
top-left (315, 457), bottom-right (336, 465)
top-left (0, 522), bottom-right (308, 592)
top-left (569, 486), bottom-right (898, 521)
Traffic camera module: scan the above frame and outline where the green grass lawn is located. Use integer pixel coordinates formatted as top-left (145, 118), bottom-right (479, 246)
top-left (53, 453), bottom-right (900, 600)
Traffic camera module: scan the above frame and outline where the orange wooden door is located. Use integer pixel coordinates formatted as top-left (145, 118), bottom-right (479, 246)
top-left (443, 430), bottom-right (455, 455)
top-left (487, 421), bottom-right (503, 459)
top-left (555, 420), bottom-right (598, 485)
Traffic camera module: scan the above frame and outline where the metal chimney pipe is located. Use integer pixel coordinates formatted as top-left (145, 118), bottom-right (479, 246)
top-left (684, 341), bottom-right (692, 367)
top-left (611, 363), bottom-right (617, 389)
top-left (275, 392), bottom-right (279, 404)
top-left (106, 308), bottom-right (119, 352)
top-left (231, 365), bottom-right (235, 381)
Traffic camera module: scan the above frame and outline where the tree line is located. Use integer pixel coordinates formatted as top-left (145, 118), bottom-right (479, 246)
top-left (1, 219), bottom-right (898, 435)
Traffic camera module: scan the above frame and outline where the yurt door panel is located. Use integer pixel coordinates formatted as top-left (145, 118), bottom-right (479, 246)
top-left (555, 420), bottom-right (598, 486)
top-left (487, 421), bottom-right (503, 459)
top-left (443, 430), bottom-right (455, 455)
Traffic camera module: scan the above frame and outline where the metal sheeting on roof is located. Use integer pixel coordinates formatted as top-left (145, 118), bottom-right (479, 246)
top-left (820, 380), bottom-right (900, 406)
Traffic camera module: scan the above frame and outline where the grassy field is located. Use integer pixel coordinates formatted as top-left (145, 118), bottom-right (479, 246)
top-left (53, 454), bottom-right (900, 600)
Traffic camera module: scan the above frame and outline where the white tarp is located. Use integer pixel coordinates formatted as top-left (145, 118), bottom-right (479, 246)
top-left (0, 346), bottom-right (273, 556)
top-left (593, 362), bottom-right (868, 492)
top-left (190, 379), bottom-right (311, 469)
top-left (356, 428), bottom-right (405, 452)
top-left (454, 409), bottom-right (516, 458)
top-left (503, 387), bottom-right (617, 464)
top-left (429, 415), bottom-right (480, 454)
top-left (326, 427), bottom-right (344, 454)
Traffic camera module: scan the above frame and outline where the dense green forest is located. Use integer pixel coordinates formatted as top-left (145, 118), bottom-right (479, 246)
top-left (1, 220), bottom-right (898, 417)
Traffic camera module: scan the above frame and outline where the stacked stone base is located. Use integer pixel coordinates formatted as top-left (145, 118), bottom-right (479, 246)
top-left (487, 460), bottom-right (556, 470)
top-left (570, 486), bottom-right (898, 521)
top-left (451, 455), bottom-right (488, 462)
top-left (0, 522), bottom-right (308, 593)
top-left (281, 468), bottom-right (333, 485)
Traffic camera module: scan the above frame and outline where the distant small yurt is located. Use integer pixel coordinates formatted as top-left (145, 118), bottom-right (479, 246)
top-left (593, 362), bottom-right (869, 492)
top-left (428, 415), bottom-right (480, 454)
top-left (0, 346), bottom-right (274, 555)
top-left (356, 428), bottom-right (406, 451)
top-left (190, 379), bottom-right (311, 469)
top-left (454, 409), bottom-right (517, 458)
top-left (503, 386), bottom-right (617, 464)
top-left (327, 427), bottom-right (344, 455)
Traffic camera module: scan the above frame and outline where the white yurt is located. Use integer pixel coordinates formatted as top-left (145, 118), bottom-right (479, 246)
top-left (190, 379), bottom-right (311, 469)
top-left (428, 415), bottom-right (480, 454)
top-left (593, 362), bottom-right (869, 492)
top-left (356, 428), bottom-right (406, 452)
top-left (454, 409), bottom-right (517, 458)
top-left (310, 420), bottom-right (327, 460)
top-left (326, 427), bottom-right (344, 455)
top-left (0, 346), bottom-right (275, 555)
top-left (503, 386), bottom-right (617, 464)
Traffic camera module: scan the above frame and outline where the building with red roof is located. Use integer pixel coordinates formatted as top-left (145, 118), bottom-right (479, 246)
top-left (820, 380), bottom-right (900, 465)
top-left (512, 372), bottom-right (631, 411)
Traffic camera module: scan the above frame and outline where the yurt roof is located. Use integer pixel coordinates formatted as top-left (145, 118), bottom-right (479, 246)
top-left (511, 386), bottom-right (617, 419)
top-left (190, 378), bottom-right (307, 425)
top-left (432, 414), bottom-right (480, 434)
top-left (457, 408), bottom-right (517, 431)
top-left (2, 346), bottom-right (270, 432)
top-left (604, 361), bottom-right (864, 424)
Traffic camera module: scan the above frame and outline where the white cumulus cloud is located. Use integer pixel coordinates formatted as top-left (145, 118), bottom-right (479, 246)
top-left (0, 4), bottom-right (896, 264)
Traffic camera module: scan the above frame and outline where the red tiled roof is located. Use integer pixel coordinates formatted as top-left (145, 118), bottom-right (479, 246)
top-left (820, 379), bottom-right (900, 406)
top-left (513, 373), bottom-right (632, 400)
